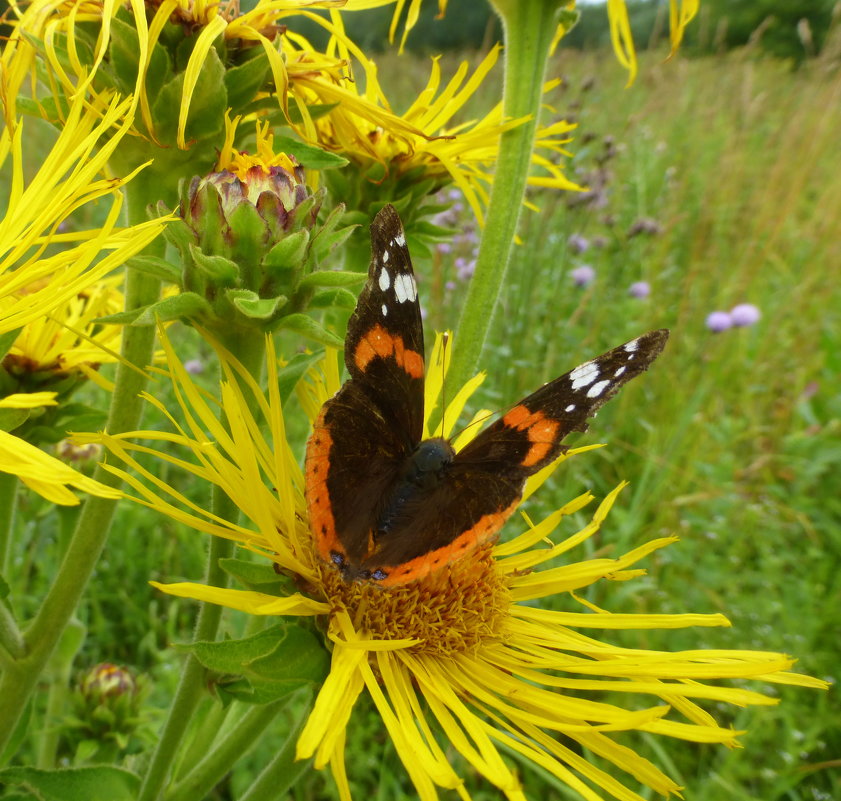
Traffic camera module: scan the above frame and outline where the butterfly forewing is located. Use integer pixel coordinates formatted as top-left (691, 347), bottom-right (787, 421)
top-left (306, 205), bottom-right (427, 567)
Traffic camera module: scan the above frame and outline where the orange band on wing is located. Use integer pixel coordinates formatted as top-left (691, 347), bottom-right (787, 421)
top-left (354, 324), bottom-right (424, 379)
top-left (374, 499), bottom-right (520, 587)
top-left (502, 405), bottom-right (561, 468)
top-left (305, 418), bottom-right (340, 562)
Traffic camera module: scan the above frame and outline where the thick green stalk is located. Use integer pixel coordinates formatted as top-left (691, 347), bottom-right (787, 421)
top-left (237, 693), bottom-right (312, 801)
top-left (446, 0), bottom-right (565, 399)
top-left (0, 177), bottom-right (164, 757)
top-left (138, 329), bottom-right (266, 801)
top-left (0, 473), bottom-right (17, 576)
top-left (166, 701), bottom-right (283, 801)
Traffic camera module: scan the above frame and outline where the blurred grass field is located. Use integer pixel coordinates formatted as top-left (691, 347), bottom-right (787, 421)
top-left (9, 42), bottom-right (840, 801)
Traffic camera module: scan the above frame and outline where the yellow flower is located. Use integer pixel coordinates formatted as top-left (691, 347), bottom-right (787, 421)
top-left (0, 90), bottom-right (166, 337)
top-left (295, 44), bottom-right (579, 225)
top-left (0, 0), bottom-right (394, 150)
top-left (83, 331), bottom-right (826, 801)
top-left (0, 78), bottom-right (167, 504)
top-left (5, 276), bottom-right (125, 390)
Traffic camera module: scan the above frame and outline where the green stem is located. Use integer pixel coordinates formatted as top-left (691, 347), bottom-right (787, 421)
top-left (0, 183), bottom-right (164, 759)
top-left (446, 0), bottom-right (565, 403)
top-left (0, 473), bottom-right (17, 576)
top-left (238, 691), bottom-right (312, 801)
top-left (138, 329), bottom-right (266, 801)
top-left (166, 701), bottom-right (284, 801)
top-left (0, 601), bottom-right (25, 660)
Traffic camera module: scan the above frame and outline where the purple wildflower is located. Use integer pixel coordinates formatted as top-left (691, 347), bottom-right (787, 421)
top-left (706, 311), bottom-right (732, 333)
top-left (445, 280), bottom-right (457, 292)
top-left (436, 242), bottom-right (452, 255)
top-left (627, 217), bottom-right (663, 238)
top-left (730, 303), bottom-right (761, 327)
top-left (628, 281), bottom-right (650, 299)
top-left (570, 265), bottom-right (596, 288)
top-left (568, 233), bottom-right (590, 254)
top-left (184, 359), bottom-right (205, 374)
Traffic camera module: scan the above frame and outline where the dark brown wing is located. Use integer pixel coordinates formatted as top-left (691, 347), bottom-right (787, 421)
top-left (305, 205), bottom-right (426, 566)
top-left (362, 330), bottom-right (669, 585)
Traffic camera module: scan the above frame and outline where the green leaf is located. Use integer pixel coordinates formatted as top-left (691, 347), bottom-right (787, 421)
top-left (224, 49), bottom-right (271, 112)
top-left (264, 230), bottom-right (310, 273)
top-left (0, 328), bottom-right (21, 360)
top-left (0, 572), bottom-right (9, 600)
top-left (218, 558), bottom-right (291, 593)
top-left (277, 351), bottom-right (323, 403)
top-left (0, 766), bottom-right (139, 801)
top-left (0, 408), bottom-right (29, 433)
top-left (272, 135), bottom-right (348, 170)
top-left (152, 46), bottom-right (226, 146)
top-left (299, 270), bottom-right (367, 289)
top-left (124, 255), bottom-right (181, 283)
top-left (308, 288), bottom-right (358, 311)
top-left (96, 292), bottom-right (210, 326)
top-left (183, 623), bottom-right (328, 686)
top-left (227, 290), bottom-right (286, 320)
top-left (274, 314), bottom-right (343, 348)
top-left (109, 18), bottom-right (171, 101)
top-left (217, 677), bottom-right (309, 706)
top-left (189, 246), bottom-right (240, 285)
top-left (310, 225), bottom-right (357, 262)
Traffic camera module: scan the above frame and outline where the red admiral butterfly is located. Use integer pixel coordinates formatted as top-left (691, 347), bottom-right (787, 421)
top-left (305, 205), bottom-right (668, 587)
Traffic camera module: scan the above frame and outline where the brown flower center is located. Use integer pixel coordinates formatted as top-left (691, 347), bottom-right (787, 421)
top-left (318, 545), bottom-right (510, 658)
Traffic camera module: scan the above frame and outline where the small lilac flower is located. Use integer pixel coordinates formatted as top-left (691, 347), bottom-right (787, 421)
top-left (567, 233), bottom-right (589, 254)
top-left (445, 280), bottom-right (457, 291)
top-left (436, 242), bottom-right (452, 255)
top-left (628, 281), bottom-right (650, 299)
top-left (706, 311), bottom-right (732, 333)
top-left (627, 217), bottom-right (663, 238)
top-left (730, 303), bottom-right (761, 327)
top-left (448, 188), bottom-right (462, 202)
top-left (570, 265), bottom-right (596, 288)
top-left (457, 258), bottom-right (476, 281)
top-left (591, 235), bottom-right (609, 249)
top-left (184, 359), bottom-right (205, 374)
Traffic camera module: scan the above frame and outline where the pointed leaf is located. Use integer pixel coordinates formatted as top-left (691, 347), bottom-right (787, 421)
top-left (227, 290), bottom-right (286, 320)
top-left (224, 48), bottom-right (271, 111)
top-left (308, 288), bottom-right (358, 310)
top-left (0, 766), bottom-right (139, 801)
top-left (272, 135), bottom-right (348, 170)
top-left (299, 271), bottom-right (367, 289)
top-left (189, 246), bottom-right (240, 285)
top-left (274, 314), bottom-right (343, 348)
top-left (277, 351), bottom-right (323, 403)
top-left (0, 328), bottom-right (21, 360)
top-left (124, 255), bottom-right (181, 283)
top-left (218, 558), bottom-right (292, 593)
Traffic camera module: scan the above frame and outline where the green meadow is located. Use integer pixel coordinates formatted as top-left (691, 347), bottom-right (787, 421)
top-left (7, 44), bottom-right (840, 801)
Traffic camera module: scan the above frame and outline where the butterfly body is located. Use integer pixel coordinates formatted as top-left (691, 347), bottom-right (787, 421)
top-left (305, 205), bottom-right (669, 587)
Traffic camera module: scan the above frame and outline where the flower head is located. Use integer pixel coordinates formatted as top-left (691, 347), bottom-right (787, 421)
top-left (628, 280), bottom-right (651, 299)
top-left (570, 265), bottom-right (596, 288)
top-left (706, 310), bottom-right (733, 333)
top-left (730, 303), bottom-right (761, 327)
top-left (84, 330), bottom-right (825, 801)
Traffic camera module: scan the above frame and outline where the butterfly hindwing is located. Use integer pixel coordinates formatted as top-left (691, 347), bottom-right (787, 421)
top-left (306, 205), bottom-right (425, 567)
top-left (356, 330), bottom-right (670, 584)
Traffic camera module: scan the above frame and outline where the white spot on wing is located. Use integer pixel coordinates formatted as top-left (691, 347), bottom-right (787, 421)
top-left (587, 379), bottom-right (611, 398)
top-left (381, 303), bottom-right (388, 317)
top-left (614, 366), bottom-right (626, 377)
top-left (382, 250), bottom-right (389, 263)
top-left (394, 273), bottom-right (417, 303)
top-left (570, 361), bottom-right (599, 390)
top-left (624, 338), bottom-right (639, 352)
top-left (395, 232), bottom-right (406, 247)
top-left (565, 404), bottom-right (575, 412)
top-left (378, 269), bottom-right (391, 291)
